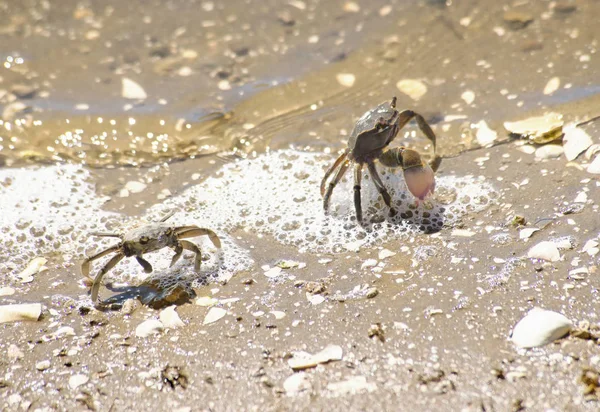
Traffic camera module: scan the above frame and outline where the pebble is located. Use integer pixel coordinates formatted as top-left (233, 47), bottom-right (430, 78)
top-left (365, 287), bottom-right (379, 299)
top-left (0, 286), bottom-right (15, 296)
top-left (124, 181), bottom-right (147, 194)
top-left (69, 374), bottom-right (89, 390)
top-left (461, 90), bottom-right (475, 105)
top-left (543, 77), bottom-right (560, 95)
top-left (378, 249), bottom-right (396, 260)
top-left (336, 73), bottom-right (355, 88)
top-left (36, 360), bottom-right (51, 371)
top-left (535, 144), bottom-right (564, 159)
top-left (396, 79), bottom-right (427, 101)
top-left (511, 308), bottom-right (572, 348)
top-left (528, 241), bottom-right (561, 262)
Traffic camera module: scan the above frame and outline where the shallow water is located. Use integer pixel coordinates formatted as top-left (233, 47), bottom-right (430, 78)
top-left (2, 0), bottom-right (600, 410)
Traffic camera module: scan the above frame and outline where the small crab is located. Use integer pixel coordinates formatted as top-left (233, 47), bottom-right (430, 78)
top-left (321, 96), bottom-right (442, 223)
top-left (81, 212), bottom-right (221, 303)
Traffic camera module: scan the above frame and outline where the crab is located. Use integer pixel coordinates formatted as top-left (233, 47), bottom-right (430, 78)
top-left (320, 96), bottom-right (442, 223)
top-left (81, 212), bottom-right (221, 303)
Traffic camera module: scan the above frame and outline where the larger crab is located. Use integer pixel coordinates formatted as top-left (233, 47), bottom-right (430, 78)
top-left (81, 212), bottom-right (221, 303)
top-left (320, 96), bottom-right (442, 223)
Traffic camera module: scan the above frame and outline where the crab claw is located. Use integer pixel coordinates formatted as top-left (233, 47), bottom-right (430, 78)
top-left (403, 163), bottom-right (435, 200)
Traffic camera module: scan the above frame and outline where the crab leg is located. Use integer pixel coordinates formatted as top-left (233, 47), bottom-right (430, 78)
top-left (176, 228), bottom-right (221, 249)
top-left (353, 163), bottom-right (363, 223)
top-left (178, 240), bottom-right (203, 271)
top-left (81, 245), bottom-right (121, 279)
top-left (323, 159), bottom-right (350, 214)
top-left (159, 211), bottom-right (175, 222)
top-left (135, 256), bottom-right (153, 273)
top-left (320, 150), bottom-right (349, 197)
top-left (91, 253), bottom-right (125, 303)
top-left (367, 161), bottom-right (396, 216)
top-left (170, 244), bottom-right (183, 267)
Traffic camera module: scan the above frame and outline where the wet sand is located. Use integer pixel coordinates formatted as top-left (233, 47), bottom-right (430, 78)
top-left (1, 0), bottom-right (600, 410)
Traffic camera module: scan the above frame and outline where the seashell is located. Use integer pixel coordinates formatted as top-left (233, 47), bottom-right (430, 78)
top-left (511, 308), bottom-right (572, 348)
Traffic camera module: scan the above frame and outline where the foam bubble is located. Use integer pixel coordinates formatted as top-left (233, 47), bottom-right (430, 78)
top-left (154, 150), bottom-right (498, 253)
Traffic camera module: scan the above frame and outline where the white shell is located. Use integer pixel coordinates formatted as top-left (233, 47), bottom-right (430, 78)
top-left (159, 306), bottom-right (185, 329)
top-left (121, 78), bottom-right (147, 100)
top-left (17, 257), bottom-right (47, 283)
top-left (511, 308), bottom-right (572, 348)
top-left (135, 319), bottom-right (164, 338)
top-left (203, 307), bottom-right (227, 325)
top-left (288, 344), bottom-right (343, 370)
top-left (474, 120), bottom-right (497, 146)
top-left (588, 153), bottom-right (600, 174)
top-left (535, 144), bottom-right (564, 160)
top-left (527, 241), bottom-right (560, 262)
top-left (563, 125), bottom-right (593, 161)
top-left (0, 303), bottom-right (42, 323)
top-left (284, 373), bottom-right (312, 396)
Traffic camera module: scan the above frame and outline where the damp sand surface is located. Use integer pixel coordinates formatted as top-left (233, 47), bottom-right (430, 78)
top-left (2, 0), bottom-right (600, 410)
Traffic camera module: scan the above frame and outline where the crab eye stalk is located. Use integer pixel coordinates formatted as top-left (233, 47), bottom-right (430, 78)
top-left (139, 236), bottom-right (149, 244)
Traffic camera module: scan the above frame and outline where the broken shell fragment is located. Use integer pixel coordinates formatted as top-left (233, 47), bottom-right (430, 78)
top-left (159, 306), bottom-right (185, 329)
top-left (563, 125), bottom-right (593, 161)
top-left (0, 303), bottom-right (42, 323)
top-left (203, 307), bottom-right (227, 325)
top-left (121, 78), bottom-right (147, 100)
top-left (284, 372), bottom-right (312, 396)
top-left (135, 319), bottom-right (164, 338)
top-left (504, 112), bottom-right (563, 144)
top-left (527, 241), bottom-right (560, 262)
top-left (288, 344), bottom-right (343, 370)
top-left (17, 257), bottom-right (48, 283)
top-left (588, 153), bottom-right (600, 174)
top-left (511, 308), bottom-right (572, 348)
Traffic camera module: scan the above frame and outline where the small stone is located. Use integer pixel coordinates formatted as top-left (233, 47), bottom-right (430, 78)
top-left (36, 360), bottom-right (51, 371)
top-left (8, 344), bottom-right (24, 360)
top-left (365, 287), bottom-right (379, 299)
top-left (0, 286), bottom-right (15, 296)
top-left (504, 10), bottom-right (534, 30)
top-left (461, 90), bottom-right (475, 105)
top-left (124, 181), bottom-right (147, 193)
top-left (336, 73), bottom-right (355, 87)
top-left (528, 241), bottom-right (560, 262)
top-left (396, 79), bottom-right (427, 101)
top-left (511, 308), bottom-right (572, 348)
top-left (543, 77), bottom-right (560, 95)
top-left (195, 296), bottom-right (219, 307)
top-left (378, 249), bottom-right (396, 259)
top-left (535, 145), bottom-right (564, 159)
top-left (69, 374), bottom-right (89, 390)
